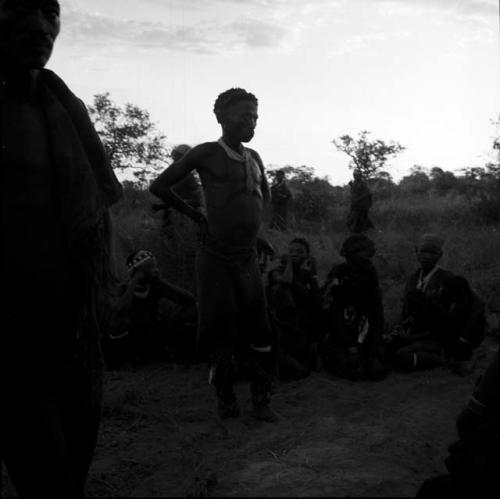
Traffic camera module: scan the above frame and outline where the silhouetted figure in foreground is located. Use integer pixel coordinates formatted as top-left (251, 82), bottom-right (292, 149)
top-left (416, 351), bottom-right (498, 498)
top-left (0, 1), bottom-right (122, 496)
top-left (347, 169), bottom-right (373, 233)
top-left (150, 88), bottom-right (278, 422)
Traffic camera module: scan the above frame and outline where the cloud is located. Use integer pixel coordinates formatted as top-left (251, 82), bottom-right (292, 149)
top-left (60, 6), bottom-right (301, 55)
top-left (329, 30), bottom-right (410, 57)
top-left (374, 0), bottom-right (497, 22)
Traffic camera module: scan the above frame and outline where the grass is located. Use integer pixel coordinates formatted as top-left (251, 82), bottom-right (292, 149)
top-left (110, 185), bottom-right (500, 330)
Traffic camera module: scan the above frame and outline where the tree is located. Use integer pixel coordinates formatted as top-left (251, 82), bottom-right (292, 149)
top-left (429, 167), bottom-right (458, 196)
top-left (399, 166), bottom-right (431, 195)
top-left (88, 93), bottom-right (169, 185)
top-left (332, 130), bottom-right (405, 178)
top-left (267, 164), bottom-right (315, 184)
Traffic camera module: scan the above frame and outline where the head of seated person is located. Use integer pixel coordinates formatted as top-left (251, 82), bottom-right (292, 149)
top-left (340, 234), bottom-right (375, 269)
top-left (415, 233), bottom-right (444, 273)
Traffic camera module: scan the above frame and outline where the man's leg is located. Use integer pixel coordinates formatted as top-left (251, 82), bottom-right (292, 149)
top-left (238, 257), bottom-right (278, 422)
top-left (196, 250), bottom-right (240, 419)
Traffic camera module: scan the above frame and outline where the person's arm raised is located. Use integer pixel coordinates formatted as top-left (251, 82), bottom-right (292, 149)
top-left (149, 144), bottom-right (208, 225)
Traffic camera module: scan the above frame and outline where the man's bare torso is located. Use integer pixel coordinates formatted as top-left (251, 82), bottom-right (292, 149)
top-left (196, 142), bottom-right (264, 248)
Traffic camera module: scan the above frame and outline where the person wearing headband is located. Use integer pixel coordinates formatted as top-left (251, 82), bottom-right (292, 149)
top-left (104, 250), bottom-right (197, 367)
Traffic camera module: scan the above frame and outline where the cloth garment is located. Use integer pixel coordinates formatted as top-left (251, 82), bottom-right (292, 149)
top-left (1, 68), bottom-right (121, 498)
top-left (196, 240), bottom-right (272, 356)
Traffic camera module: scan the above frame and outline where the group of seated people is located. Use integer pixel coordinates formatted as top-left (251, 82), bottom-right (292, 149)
top-left (103, 232), bottom-right (487, 383)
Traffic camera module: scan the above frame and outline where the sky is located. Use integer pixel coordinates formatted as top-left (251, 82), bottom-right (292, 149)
top-left (49, 0), bottom-right (500, 185)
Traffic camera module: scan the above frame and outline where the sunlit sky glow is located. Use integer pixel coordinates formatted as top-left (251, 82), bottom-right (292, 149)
top-left (50, 0), bottom-right (500, 185)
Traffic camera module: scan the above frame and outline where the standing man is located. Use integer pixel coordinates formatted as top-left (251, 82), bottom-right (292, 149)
top-left (150, 88), bottom-right (278, 422)
top-left (0, 1), bottom-right (122, 496)
top-left (270, 169), bottom-right (293, 231)
top-left (347, 169), bottom-right (373, 233)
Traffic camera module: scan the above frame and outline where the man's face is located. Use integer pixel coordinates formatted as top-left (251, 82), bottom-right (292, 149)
top-left (416, 246), bottom-right (441, 271)
top-left (0, 0), bottom-right (60, 69)
top-left (221, 100), bottom-right (258, 143)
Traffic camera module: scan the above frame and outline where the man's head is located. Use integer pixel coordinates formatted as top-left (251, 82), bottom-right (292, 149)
top-left (289, 237), bottom-right (310, 264)
top-left (353, 169), bottom-right (363, 181)
top-left (0, 0), bottom-right (60, 70)
top-left (341, 234), bottom-right (375, 265)
top-left (213, 88), bottom-right (258, 143)
top-left (126, 250), bottom-right (159, 282)
top-left (276, 170), bottom-right (285, 181)
top-left (416, 233), bottom-right (444, 272)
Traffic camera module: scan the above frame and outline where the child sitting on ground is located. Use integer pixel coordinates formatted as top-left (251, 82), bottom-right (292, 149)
top-left (267, 237), bottom-right (322, 380)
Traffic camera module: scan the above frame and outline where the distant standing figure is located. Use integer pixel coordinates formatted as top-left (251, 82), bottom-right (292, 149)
top-left (347, 169), bottom-right (373, 233)
top-left (270, 169), bottom-right (293, 230)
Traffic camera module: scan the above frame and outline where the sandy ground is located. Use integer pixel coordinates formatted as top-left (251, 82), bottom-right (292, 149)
top-left (2, 336), bottom-right (497, 498)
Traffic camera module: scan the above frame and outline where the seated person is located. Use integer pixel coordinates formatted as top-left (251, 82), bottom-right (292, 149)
top-left (320, 234), bottom-right (387, 381)
top-left (416, 351), bottom-right (498, 497)
top-left (267, 237), bottom-right (322, 380)
top-left (256, 236), bottom-right (275, 274)
top-left (387, 234), bottom-right (485, 372)
top-left (103, 250), bottom-right (197, 368)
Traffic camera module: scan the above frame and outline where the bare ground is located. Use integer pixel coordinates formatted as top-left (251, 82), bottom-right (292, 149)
top-left (86, 336), bottom-right (497, 498)
top-left (2, 337), bottom-right (497, 498)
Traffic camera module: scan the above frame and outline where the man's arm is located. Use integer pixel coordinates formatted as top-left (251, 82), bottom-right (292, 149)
top-left (149, 144), bottom-right (210, 224)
